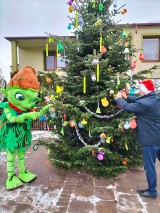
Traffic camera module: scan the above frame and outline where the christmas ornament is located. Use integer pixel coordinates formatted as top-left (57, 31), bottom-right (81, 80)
top-left (67, 0), bottom-right (74, 5)
top-left (129, 118), bottom-right (137, 129)
top-left (70, 119), bottom-right (77, 127)
top-left (101, 45), bottom-right (107, 54)
top-left (92, 148), bottom-right (95, 156)
top-left (100, 34), bottom-right (102, 52)
top-left (96, 99), bottom-right (101, 114)
top-left (123, 47), bottom-right (130, 60)
top-left (121, 9), bottom-right (127, 14)
top-left (96, 64), bottom-right (100, 82)
top-left (48, 37), bottom-right (53, 43)
top-left (75, 11), bottom-right (79, 29)
top-left (98, 4), bottom-right (104, 11)
top-left (67, 23), bottom-right (72, 29)
top-left (116, 73), bottom-right (120, 88)
top-left (130, 61), bottom-right (137, 69)
top-left (129, 88), bottom-right (136, 95)
top-left (57, 40), bottom-right (64, 52)
top-left (94, 19), bottom-right (102, 26)
top-left (92, 59), bottom-right (99, 65)
top-left (101, 98), bottom-right (109, 107)
top-left (97, 151), bottom-right (104, 160)
top-left (63, 121), bottom-right (69, 126)
top-left (122, 31), bottom-right (127, 38)
top-left (106, 136), bottom-right (111, 143)
top-left (109, 90), bottom-right (114, 95)
top-left (39, 115), bottom-right (46, 121)
top-left (60, 127), bottom-right (64, 135)
top-left (56, 85), bottom-right (64, 93)
top-left (63, 113), bottom-right (67, 120)
top-left (46, 43), bottom-right (48, 56)
top-left (83, 75), bottom-right (86, 93)
top-left (91, 73), bottom-right (96, 81)
top-left (139, 53), bottom-right (144, 61)
top-left (46, 77), bottom-right (52, 83)
top-left (68, 5), bottom-right (73, 12)
top-left (122, 158), bottom-right (127, 165)
top-left (49, 107), bottom-right (57, 118)
top-left (100, 133), bottom-right (106, 138)
top-left (125, 142), bottom-right (128, 150)
top-left (82, 119), bottom-right (87, 125)
top-left (78, 121), bottom-right (84, 128)
top-left (124, 121), bottom-right (130, 129)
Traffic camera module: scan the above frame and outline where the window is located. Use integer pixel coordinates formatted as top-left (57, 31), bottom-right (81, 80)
top-left (45, 51), bottom-right (56, 70)
top-left (142, 36), bottom-right (160, 62)
top-left (57, 55), bottom-right (65, 68)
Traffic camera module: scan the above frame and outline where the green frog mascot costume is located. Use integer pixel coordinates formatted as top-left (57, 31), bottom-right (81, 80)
top-left (0, 66), bottom-right (52, 190)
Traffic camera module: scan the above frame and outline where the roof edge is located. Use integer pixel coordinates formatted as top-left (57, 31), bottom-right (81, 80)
top-left (4, 35), bottom-right (75, 41)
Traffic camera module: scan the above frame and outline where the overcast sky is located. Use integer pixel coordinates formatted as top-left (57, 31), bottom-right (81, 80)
top-left (0, 0), bottom-right (160, 82)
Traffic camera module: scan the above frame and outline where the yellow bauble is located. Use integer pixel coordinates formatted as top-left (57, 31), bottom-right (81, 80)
top-left (101, 98), bottom-right (109, 107)
top-left (82, 119), bottom-right (87, 125)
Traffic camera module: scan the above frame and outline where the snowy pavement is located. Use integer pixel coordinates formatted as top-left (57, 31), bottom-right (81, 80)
top-left (0, 131), bottom-right (160, 213)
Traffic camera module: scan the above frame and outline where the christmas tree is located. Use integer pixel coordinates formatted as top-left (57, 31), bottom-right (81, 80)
top-left (38, 0), bottom-right (158, 179)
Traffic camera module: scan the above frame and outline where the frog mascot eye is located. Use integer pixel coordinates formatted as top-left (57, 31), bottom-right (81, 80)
top-left (0, 66), bottom-right (52, 190)
top-left (15, 93), bottom-right (25, 100)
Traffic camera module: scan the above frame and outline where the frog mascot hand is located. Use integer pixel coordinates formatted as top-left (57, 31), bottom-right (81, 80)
top-left (0, 66), bottom-right (52, 190)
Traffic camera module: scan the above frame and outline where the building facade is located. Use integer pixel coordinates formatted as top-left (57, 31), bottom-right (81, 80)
top-left (5, 23), bottom-right (160, 79)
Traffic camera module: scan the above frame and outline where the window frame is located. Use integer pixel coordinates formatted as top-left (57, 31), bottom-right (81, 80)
top-left (44, 51), bottom-right (57, 71)
top-left (142, 35), bottom-right (160, 62)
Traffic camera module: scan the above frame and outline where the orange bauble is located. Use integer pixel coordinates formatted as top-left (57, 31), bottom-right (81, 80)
top-left (70, 120), bottom-right (77, 127)
top-left (122, 158), bottom-right (127, 165)
top-left (129, 118), bottom-right (137, 129)
top-left (100, 133), bottom-right (106, 138)
top-left (122, 160), bottom-right (127, 165)
top-left (46, 77), bottom-right (52, 83)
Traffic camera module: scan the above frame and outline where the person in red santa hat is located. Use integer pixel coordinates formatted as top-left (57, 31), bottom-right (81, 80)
top-left (115, 79), bottom-right (160, 199)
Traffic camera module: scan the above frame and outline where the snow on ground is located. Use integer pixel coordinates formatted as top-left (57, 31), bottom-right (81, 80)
top-left (31, 130), bottom-right (53, 140)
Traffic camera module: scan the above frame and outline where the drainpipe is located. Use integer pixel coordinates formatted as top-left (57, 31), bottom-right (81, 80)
top-left (11, 41), bottom-right (18, 77)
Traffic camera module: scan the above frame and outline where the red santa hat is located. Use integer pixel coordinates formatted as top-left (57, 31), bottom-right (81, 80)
top-left (138, 80), bottom-right (155, 94)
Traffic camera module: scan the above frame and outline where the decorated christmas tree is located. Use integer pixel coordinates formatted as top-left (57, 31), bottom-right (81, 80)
top-left (38, 0), bottom-right (158, 179)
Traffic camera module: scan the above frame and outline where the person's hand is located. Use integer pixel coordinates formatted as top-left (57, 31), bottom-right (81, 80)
top-left (121, 90), bottom-right (127, 99)
top-left (116, 91), bottom-right (122, 99)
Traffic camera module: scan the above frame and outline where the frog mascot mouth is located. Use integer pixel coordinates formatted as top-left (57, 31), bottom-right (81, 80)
top-left (0, 66), bottom-right (52, 190)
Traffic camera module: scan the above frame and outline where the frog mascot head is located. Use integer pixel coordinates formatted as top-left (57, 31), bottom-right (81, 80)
top-left (0, 66), bottom-right (52, 190)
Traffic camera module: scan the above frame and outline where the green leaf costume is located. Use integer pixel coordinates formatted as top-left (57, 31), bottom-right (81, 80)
top-left (0, 103), bottom-right (32, 152)
top-left (0, 66), bottom-right (52, 190)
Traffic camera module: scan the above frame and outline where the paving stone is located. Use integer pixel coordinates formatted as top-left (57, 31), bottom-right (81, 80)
top-left (74, 185), bottom-right (95, 197)
top-left (1, 139), bottom-right (160, 213)
top-left (95, 187), bottom-right (115, 200)
top-left (67, 200), bottom-right (93, 213)
top-left (96, 201), bottom-right (117, 213)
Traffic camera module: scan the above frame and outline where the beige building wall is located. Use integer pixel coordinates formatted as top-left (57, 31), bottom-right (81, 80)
top-left (126, 26), bottom-right (160, 78)
top-left (19, 48), bottom-right (44, 71)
